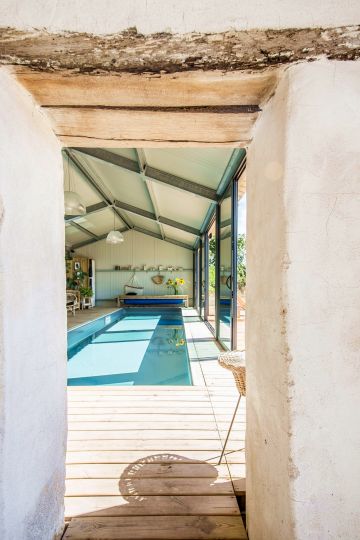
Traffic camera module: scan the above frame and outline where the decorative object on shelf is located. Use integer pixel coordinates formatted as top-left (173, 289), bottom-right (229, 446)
top-left (143, 265), bottom-right (147, 271)
top-left (124, 272), bottom-right (144, 295)
top-left (151, 274), bottom-right (165, 285)
top-left (158, 265), bottom-right (163, 271)
top-left (106, 208), bottom-right (124, 245)
top-left (64, 153), bottom-right (86, 216)
top-left (166, 277), bottom-right (185, 295)
top-left (114, 265), bottom-right (120, 270)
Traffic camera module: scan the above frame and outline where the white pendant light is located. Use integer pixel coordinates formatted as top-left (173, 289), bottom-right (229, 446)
top-left (106, 230), bottom-right (124, 244)
top-left (64, 191), bottom-right (86, 216)
top-left (64, 152), bottom-right (86, 216)
top-left (106, 208), bottom-right (124, 245)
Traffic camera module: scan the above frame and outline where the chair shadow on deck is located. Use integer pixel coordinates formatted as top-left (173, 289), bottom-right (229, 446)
top-left (64, 454), bottom-right (247, 539)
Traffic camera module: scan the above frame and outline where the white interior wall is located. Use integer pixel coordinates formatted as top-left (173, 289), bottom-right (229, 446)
top-left (0, 0), bottom-right (358, 34)
top-left (0, 69), bottom-right (66, 540)
top-left (75, 230), bottom-right (193, 303)
top-left (247, 60), bottom-right (360, 540)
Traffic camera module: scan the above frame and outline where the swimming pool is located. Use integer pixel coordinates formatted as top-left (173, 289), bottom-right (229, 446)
top-left (67, 308), bottom-right (192, 386)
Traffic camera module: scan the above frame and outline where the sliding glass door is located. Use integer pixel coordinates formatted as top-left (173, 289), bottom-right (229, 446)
top-left (218, 185), bottom-right (232, 348)
top-left (196, 171), bottom-right (243, 350)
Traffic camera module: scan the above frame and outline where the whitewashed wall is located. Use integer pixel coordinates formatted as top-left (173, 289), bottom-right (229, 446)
top-left (247, 60), bottom-right (360, 540)
top-left (0, 0), bottom-right (358, 34)
top-left (75, 230), bottom-right (193, 302)
top-left (0, 69), bottom-right (66, 540)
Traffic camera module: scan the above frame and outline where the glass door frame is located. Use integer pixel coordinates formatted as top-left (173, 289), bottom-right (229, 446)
top-left (194, 171), bottom-right (241, 350)
top-left (216, 178), bottom-right (238, 350)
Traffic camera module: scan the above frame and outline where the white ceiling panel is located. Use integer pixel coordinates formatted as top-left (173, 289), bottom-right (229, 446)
top-left (74, 208), bottom-right (125, 236)
top-left (65, 224), bottom-right (91, 244)
top-left (130, 215), bottom-right (161, 235)
top-left (150, 180), bottom-right (211, 229)
top-left (79, 154), bottom-right (153, 212)
top-left (144, 148), bottom-right (233, 189)
top-left (64, 147), bottom-right (239, 249)
top-left (64, 158), bottom-right (103, 206)
top-left (162, 225), bottom-right (197, 246)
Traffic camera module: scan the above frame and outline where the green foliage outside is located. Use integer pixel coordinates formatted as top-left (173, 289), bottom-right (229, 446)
top-left (208, 233), bottom-right (246, 292)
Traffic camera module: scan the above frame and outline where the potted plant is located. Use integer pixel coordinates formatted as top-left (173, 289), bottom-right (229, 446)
top-left (166, 277), bottom-right (185, 295)
top-left (79, 286), bottom-right (93, 299)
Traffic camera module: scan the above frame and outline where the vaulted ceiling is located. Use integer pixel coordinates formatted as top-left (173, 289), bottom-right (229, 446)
top-left (64, 147), bottom-right (246, 251)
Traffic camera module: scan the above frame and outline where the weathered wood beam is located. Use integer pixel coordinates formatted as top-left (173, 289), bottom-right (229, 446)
top-left (2, 26), bottom-right (359, 74)
top-left (52, 108), bottom-right (256, 146)
top-left (65, 201), bottom-right (107, 222)
top-left (10, 69), bottom-right (277, 107)
top-left (144, 165), bottom-right (218, 202)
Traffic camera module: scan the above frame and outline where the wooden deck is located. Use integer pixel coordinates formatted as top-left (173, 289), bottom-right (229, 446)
top-left (64, 309), bottom-right (246, 539)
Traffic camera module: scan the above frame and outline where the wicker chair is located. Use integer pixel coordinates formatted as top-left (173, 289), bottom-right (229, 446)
top-left (66, 292), bottom-right (79, 316)
top-left (218, 350), bottom-right (246, 464)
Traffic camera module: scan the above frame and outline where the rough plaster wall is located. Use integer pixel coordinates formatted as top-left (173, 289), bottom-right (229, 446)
top-left (0, 0), bottom-right (359, 34)
top-left (0, 69), bottom-right (66, 539)
top-left (246, 69), bottom-right (293, 540)
top-left (246, 60), bottom-right (360, 540)
top-left (286, 61), bottom-right (360, 540)
top-left (75, 231), bottom-right (193, 301)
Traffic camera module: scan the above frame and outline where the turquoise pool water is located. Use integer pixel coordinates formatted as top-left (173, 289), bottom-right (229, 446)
top-left (67, 308), bottom-right (192, 386)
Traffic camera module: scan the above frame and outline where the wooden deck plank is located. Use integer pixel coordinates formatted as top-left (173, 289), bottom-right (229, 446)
top-left (68, 439), bottom-right (225, 451)
top-left (63, 515), bottom-right (247, 539)
top-left (66, 451), bottom-right (224, 464)
top-left (65, 495), bottom-right (240, 518)
top-left (68, 422), bottom-right (221, 431)
top-left (68, 430), bottom-right (223, 440)
top-left (66, 477), bottom-right (234, 496)
top-left (65, 312), bottom-right (246, 538)
top-left (66, 463), bottom-right (230, 479)
top-left (68, 407), bottom-right (216, 414)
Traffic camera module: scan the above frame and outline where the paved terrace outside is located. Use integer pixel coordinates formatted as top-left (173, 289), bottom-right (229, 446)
top-left (64, 308), bottom-right (246, 539)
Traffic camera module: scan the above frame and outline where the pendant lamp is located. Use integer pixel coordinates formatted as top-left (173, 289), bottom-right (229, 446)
top-left (106, 209), bottom-right (124, 244)
top-left (64, 153), bottom-right (86, 216)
